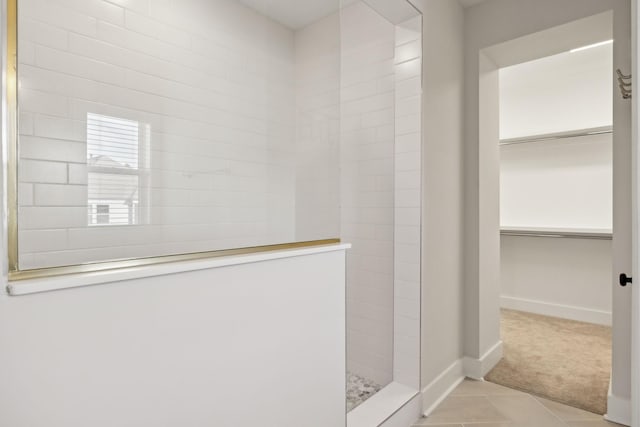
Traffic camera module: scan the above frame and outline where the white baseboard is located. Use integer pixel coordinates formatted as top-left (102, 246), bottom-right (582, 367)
top-left (421, 359), bottom-right (465, 416)
top-left (463, 340), bottom-right (503, 380)
top-left (605, 381), bottom-right (631, 426)
top-left (500, 295), bottom-right (612, 326)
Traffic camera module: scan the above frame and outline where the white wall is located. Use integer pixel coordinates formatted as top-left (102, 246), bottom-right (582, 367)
top-left (499, 47), bottom-right (613, 326)
top-left (501, 236), bottom-right (612, 325)
top-left (500, 134), bottom-right (613, 230)
top-left (413, 0), bottom-right (465, 402)
top-left (0, 249), bottom-right (347, 427)
top-left (340, 0), bottom-right (396, 386)
top-left (499, 44), bottom-right (613, 139)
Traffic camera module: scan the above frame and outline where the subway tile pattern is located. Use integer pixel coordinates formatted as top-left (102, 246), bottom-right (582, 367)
top-left (17, 0), bottom-right (343, 269)
top-left (340, 3), bottom-right (423, 392)
top-left (393, 16), bottom-right (422, 390)
top-left (341, 1), bottom-right (396, 387)
top-left (294, 13), bottom-right (341, 241)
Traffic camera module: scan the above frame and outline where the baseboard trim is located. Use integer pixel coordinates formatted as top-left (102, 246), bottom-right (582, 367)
top-left (421, 359), bottom-right (465, 416)
top-left (500, 296), bottom-right (611, 326)
top-left (605, 381), bottom-right (631, 426)
top-left (463, 340), bottom-right (503, 380)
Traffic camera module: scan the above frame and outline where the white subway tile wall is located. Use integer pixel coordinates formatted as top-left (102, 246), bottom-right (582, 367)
top-left (294, 13), bottom-right (341, 241)
top-left (17, 0), bottom-right (340, 269)
top-left (16, 0), bottom-right (423, 393)
top-left (341, 1), bottom-right (396, 387)
top-left (393, 15), bottom-right (422, 390)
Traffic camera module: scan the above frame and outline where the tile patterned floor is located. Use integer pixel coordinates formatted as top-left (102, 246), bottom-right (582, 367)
top-left (346, 371), bottom-right (382, 412)
top-left (412, 379), bottom-right (625, 427)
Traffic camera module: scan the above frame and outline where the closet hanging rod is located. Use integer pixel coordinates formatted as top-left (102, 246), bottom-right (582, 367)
top-left (500, 229), bottom-right (612, 240)
top-left (499, 126), bottom-right (612, 146)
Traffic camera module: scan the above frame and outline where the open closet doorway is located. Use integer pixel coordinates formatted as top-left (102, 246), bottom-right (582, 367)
top-left (487, 29), bottom-right (613, 415)
top-left (474, 9), bottom-right (633, 423)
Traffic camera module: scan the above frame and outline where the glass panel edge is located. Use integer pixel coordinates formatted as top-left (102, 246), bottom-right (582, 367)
top-left (8, 238), bottom-right (342, 282)
top-left (6, 0), bottom-right (17, 273)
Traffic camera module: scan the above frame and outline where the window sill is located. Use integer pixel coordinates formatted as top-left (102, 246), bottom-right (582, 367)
top-left (6, 243), bottom-right (351, 296)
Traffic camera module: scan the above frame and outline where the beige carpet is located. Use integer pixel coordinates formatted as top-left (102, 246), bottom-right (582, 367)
top-left (485, 309), bottom-right (611, 415)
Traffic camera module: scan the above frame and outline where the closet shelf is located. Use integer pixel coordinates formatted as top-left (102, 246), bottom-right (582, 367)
top-left (500, 226), bottom-right (612, 240)
top-left (499, 126), bottom-right (612, 146)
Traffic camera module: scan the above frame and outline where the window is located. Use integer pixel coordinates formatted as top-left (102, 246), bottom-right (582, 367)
top-left (86, 113), bottom-right (149, 227)
top-left (96, 204), bottom-right (110, 225)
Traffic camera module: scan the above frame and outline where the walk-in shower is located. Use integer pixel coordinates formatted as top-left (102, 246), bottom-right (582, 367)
top-left (13, 0), bottom-right (422, 418)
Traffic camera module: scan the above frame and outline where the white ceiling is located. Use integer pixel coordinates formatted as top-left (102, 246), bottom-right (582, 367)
top-left (237, 0), bottom-right (420, 30)
top-left (238, 0), bottom-right (339, 30)
top-left (458, 0), bottom-right (487, 8)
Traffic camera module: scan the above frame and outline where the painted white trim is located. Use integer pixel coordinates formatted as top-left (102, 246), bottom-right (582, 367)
top-left (421, 359), bottom-right (465, 416)
top-left (500, 295), bottom-right (612, 326)
top-left (463, 340), bottom-right (503, 380)
top-left (378, 392), bottom-right (423, 427)
top-left (6, 244), bottom-right (351, 296)
top-left (632, 3), bottom-right (639, 425)
top-left (605, 380), bottom-right (632, 426)
top-left (347, 382), bottom-right (419, 427)
top-left (632, 3), bottom-right (640, 426)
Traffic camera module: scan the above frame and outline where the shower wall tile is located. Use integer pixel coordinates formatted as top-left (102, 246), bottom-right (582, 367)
top-left (341, 1), bottom-right (395, 388)
top-left (294, 12), bottom-right (341, 241)
top-left (19, 160), bottom-right (68, 184)
top-left (17, 0), bottom-right (299, 269)
top-left (20, 18), bottom-right (70, 50)
top-left (33, 184), bottom-right (88, 207)
top-left (393, 15), bottom-right (423, 391)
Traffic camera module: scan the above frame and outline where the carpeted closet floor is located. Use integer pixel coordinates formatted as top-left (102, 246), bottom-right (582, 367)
top-left (485, 309), bottom-right (612, 415)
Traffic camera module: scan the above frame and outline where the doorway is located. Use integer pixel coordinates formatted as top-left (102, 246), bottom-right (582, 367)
top-left (475, 8), bottom-right (633, 424)
top-left (486, 34), bottom-right (614, 415)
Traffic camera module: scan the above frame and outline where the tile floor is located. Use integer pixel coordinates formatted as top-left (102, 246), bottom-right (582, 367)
top-left (346, 371), bottom-right (382, 412)
top-left (412, 379), bottom-right (624, 427)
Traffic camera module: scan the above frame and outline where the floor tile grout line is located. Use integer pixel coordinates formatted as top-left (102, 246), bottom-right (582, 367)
top-left (529, 394), bottom-right (575, 426)
top-left (531, 394), bottom-right (604, 422)
top-left (483, 394), bottom-right (520, 425)
top-left (413, 379), bottom-right (612, 427)
top-left (484, 392), bottom-right (572, 426)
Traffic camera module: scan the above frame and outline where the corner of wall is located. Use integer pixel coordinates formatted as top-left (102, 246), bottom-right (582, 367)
top-left (420, 340), bottom-right (503, 418)
top-left (462, 340), bottom-right (503, 380)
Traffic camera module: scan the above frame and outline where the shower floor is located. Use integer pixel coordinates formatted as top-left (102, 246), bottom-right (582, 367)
top-left (346, 372), bottom-right (382, 412)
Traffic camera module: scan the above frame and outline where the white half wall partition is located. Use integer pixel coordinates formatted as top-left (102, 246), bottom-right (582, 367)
top-left (0, 245), bottom-right (349, 427)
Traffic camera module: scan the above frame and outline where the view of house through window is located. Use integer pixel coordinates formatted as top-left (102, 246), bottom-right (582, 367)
top-left (87, 113), bottom-right (149, 226)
